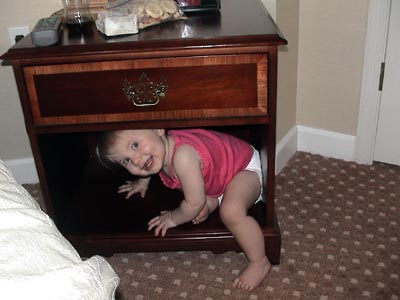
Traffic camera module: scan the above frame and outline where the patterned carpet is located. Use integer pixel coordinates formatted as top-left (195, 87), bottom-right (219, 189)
top-left (25, 152), bottom-right (400, 300)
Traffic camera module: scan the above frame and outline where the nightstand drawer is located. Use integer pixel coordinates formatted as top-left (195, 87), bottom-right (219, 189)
top-left (24, 54), bottom-right (268, 126)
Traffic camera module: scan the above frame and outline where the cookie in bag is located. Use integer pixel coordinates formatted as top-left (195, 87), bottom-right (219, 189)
top-left (132, 0), bottom-right (187, 29)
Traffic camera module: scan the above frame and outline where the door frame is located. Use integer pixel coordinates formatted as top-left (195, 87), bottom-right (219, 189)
top-left (354, 0), bottom-right (391, 164)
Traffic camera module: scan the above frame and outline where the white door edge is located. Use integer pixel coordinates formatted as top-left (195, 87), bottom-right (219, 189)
top-left (354, 0), bottom-right (391, 164)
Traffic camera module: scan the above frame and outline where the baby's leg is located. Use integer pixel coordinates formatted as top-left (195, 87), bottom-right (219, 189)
top-left (192, 196), bottom-right (218, 224)
top-left (219, 170), bottom-right (271, 291)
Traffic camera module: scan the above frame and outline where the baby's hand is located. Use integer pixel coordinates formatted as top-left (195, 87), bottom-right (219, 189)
top-left (118, 179), bottom-right (149, 199)
top-left (148, 210), bottom-right (177, 237)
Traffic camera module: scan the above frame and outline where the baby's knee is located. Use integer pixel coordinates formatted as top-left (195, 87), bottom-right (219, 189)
top-left (219, 203), bottom-right (244, 225)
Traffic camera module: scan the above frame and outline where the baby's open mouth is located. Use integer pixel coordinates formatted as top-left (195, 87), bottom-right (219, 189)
top-left (143, 157), bottom-right (153, 171)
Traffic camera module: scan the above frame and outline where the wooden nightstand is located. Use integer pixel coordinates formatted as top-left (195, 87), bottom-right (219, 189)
top-left (1, 0), bottom-right (286, 263)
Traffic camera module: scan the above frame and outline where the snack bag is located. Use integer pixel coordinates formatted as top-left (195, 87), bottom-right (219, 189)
top-left (105, 0), bottom-right (187, 30)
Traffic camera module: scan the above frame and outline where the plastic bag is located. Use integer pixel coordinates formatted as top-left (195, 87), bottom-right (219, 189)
top-left (105, 0), bottom-right (187, 30)
top-left (96, 11), bottom-right (138, 36)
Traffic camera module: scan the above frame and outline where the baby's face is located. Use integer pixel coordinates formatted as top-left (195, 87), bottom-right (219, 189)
top-left (110, 129), bottom-right (166, 176)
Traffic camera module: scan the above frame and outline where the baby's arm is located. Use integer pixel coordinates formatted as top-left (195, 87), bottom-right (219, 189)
top-left (148, 145), bottom-right (206, 236)
top-left (118, 176), bottom-right (151, 198)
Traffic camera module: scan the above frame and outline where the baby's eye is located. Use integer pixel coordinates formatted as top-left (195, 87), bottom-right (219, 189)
top-left (131, 141), bottom-right (139, 151)
top-left (121, 158), bottom-right (130, 166)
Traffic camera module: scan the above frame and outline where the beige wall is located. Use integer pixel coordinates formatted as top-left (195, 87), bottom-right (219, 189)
top-left (261, 0), bottom-right (276, 20)
top-left (273, 0), bottom-right (369, 142)
top-left (275, 0), bottom-right (299, 142)
top-left (296, 0), bottom-right (369, 135)
top-left (0, 0), bottom-right (369, 162)
top-left (0, 0), bottom-right (62, 160)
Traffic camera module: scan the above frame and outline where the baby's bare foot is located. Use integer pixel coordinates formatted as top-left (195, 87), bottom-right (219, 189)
top-left (232, 256), bottom-right (271, 291)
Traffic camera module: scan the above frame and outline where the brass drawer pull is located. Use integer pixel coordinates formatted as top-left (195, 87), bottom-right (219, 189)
top-left (122, 73), bottom-right (168, 107)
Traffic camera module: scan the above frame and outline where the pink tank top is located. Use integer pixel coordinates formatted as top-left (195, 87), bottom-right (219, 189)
top-left (159, 129), bottom-right (253, 198)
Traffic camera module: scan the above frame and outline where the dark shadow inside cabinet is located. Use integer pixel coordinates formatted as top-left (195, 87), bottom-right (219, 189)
top-left (37, 125), bottom-right (268, 238)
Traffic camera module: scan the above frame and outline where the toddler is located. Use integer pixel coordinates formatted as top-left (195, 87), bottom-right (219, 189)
top-left (96, 128), bottom-right (271, 291)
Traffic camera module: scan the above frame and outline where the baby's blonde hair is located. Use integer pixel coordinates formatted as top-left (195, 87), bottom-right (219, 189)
top-left (96, 131), bottom-right (121, 169)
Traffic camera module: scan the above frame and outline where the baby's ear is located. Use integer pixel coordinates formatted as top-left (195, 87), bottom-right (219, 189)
top-left (154, 129), bottom-right (165, 136)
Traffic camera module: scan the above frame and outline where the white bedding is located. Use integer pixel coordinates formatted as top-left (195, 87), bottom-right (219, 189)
top-left (0, 159), bottom-right (119, 300)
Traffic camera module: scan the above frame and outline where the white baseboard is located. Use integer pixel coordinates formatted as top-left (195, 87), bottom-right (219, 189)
top-left (5, 125), bottom-right (356, 184)
top-left (297, 125), bottom-right (355, 161)
top-left (275, 125), bottom-right (356, 173)
top-left (4, 157), bottom-right (39, 184)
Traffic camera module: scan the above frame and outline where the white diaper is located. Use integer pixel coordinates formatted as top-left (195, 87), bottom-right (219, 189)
top-left (217, 147), bottom-right (264, 204)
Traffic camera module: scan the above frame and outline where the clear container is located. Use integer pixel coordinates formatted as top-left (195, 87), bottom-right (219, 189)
top-left (62, 0), bottom-right (93, 33)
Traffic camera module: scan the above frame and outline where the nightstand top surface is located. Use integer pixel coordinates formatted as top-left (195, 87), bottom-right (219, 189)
top-left (1, 0), bottom-right (286, 61)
